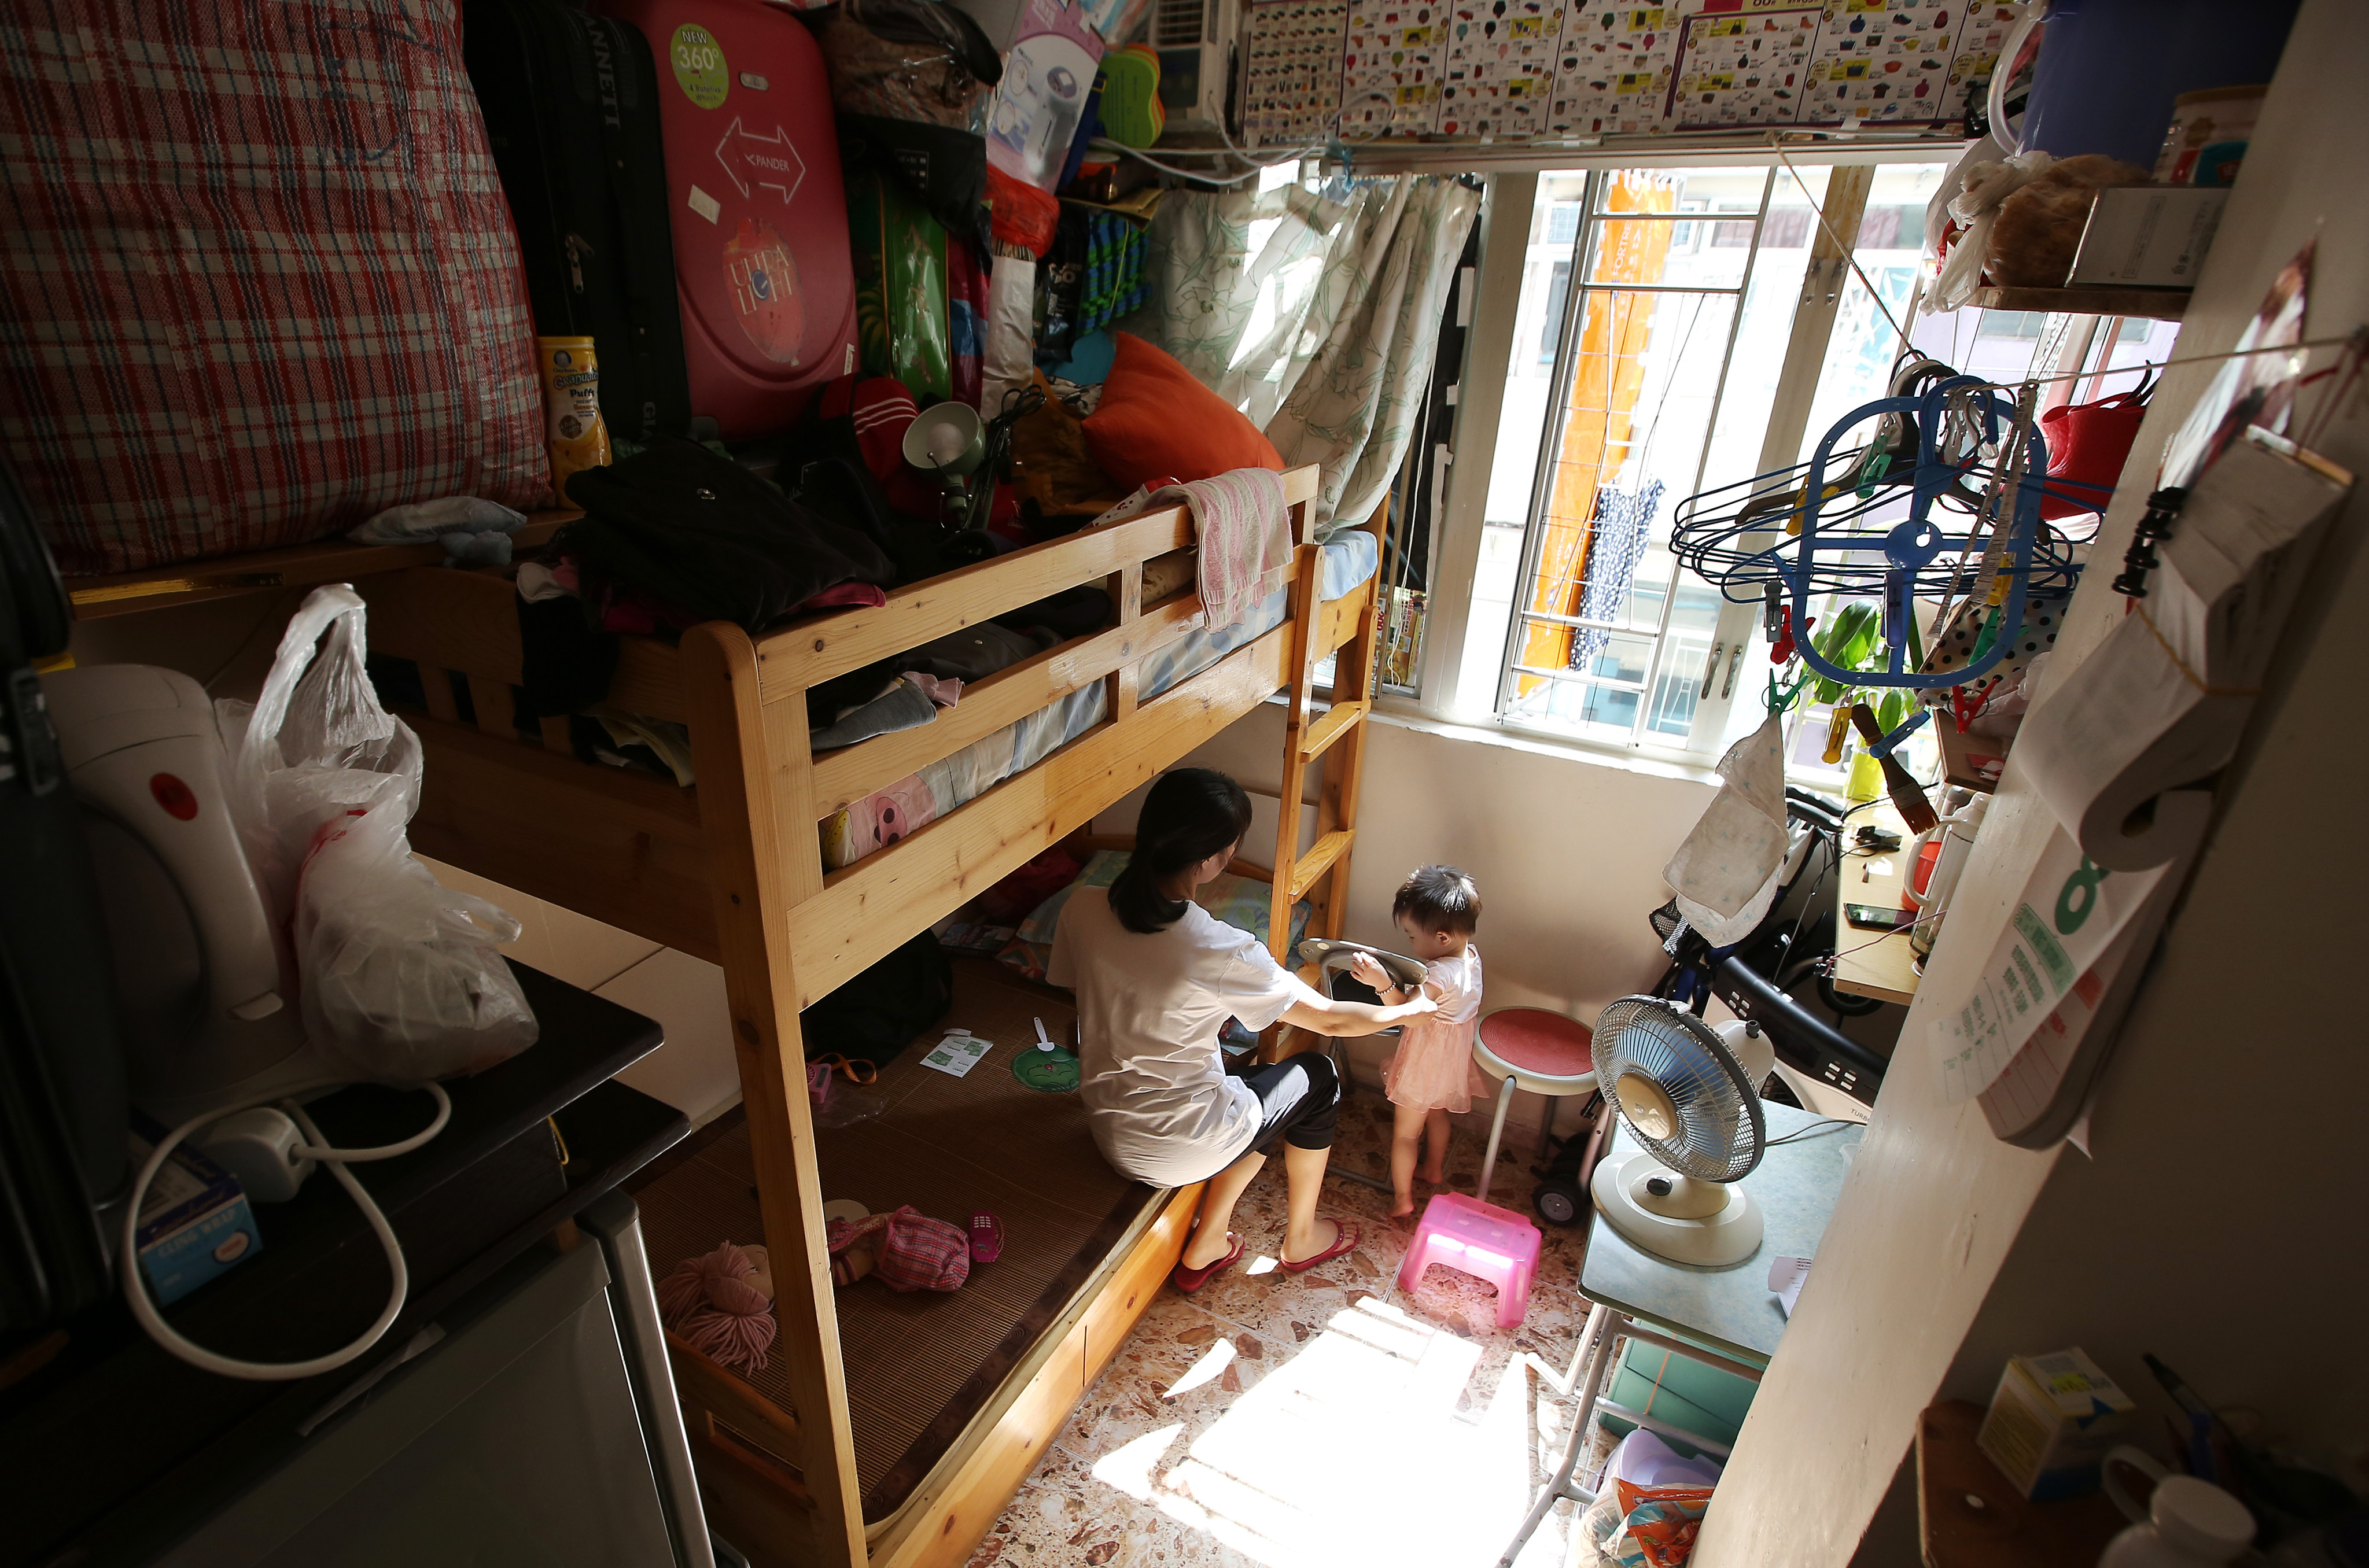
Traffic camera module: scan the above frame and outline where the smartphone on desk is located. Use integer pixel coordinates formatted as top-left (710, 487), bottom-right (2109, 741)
top-left (1844, 903), bottom-right (1916, 931)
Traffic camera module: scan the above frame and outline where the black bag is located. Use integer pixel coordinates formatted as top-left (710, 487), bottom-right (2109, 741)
top-left (559, 438), bottom-right (897, 632)
top-left (802, 930), bottom-right (953, 1067)
top-left (466, 0), bottom-right (691, 443)
top-left (0, 460), bottom-right (128, 1330)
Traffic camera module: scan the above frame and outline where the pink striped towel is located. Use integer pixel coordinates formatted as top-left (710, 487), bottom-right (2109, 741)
top-left (1093, 468), bottom-right (1292, 630)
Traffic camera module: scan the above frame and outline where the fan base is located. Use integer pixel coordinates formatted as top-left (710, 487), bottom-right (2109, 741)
top-left (1590, 1150), bottom-right (1763, 1269)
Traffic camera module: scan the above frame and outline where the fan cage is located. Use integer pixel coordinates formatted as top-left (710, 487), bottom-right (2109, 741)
top-left (1592, 995), bottom-right (1765, 1183)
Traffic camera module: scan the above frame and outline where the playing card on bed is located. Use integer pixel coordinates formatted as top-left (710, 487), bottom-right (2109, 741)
top-left (920, 1030), bottom-right (992, 1078)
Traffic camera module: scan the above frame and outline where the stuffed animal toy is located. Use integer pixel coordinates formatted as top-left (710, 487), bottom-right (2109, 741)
top-left (658, 1242), bottom-right (778, 1375)
top-left (1984, 154), bottom-right (2151, 288)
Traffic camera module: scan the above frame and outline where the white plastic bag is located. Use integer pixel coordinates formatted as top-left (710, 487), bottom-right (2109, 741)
top-left (217, 585), bottom-right (424, 924)
top-left (294, 772), bottom-right (537, 1084)
top-left (220, 585), bottom-right (535, 1083)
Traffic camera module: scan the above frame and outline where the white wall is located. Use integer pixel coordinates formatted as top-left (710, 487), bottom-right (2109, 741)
top-left (1696, 4), bottom-right (2369, 1559)
top-left (1106, 701), bottom-right (1719, 1137)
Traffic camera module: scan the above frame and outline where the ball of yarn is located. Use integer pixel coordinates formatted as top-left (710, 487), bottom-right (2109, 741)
top-left (660, 1241), bottom-right (778, 1375)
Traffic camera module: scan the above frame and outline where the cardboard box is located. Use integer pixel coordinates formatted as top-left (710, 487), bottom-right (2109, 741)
top-left (2069, 186), bottom-right (2230, 289)
top-left (130, 1123), bottom-right (261, 1306)
top-left (1977, 1348), bottom-right (2136, 1500)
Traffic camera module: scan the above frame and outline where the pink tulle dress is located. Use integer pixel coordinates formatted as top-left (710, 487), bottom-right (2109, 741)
top-left (1381, 946), bottom-right (1486, 1114)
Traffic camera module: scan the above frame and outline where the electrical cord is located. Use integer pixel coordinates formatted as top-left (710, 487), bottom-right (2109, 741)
top-left (1764, 1117), bottom-right (1858, 1147)
top-left (122, 1080), bottom-right (451, 1381)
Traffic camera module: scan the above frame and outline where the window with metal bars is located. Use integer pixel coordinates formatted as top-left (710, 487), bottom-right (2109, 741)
top-left (1462, 160), bottom-right (1947, 762)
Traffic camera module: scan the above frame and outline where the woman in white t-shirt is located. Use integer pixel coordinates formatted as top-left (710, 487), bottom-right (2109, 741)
top-left (1051, 769), bottom-right (1436, 1293)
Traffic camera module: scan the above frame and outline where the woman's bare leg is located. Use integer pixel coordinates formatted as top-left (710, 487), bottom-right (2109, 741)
top-left (1182, 1148), bottom-right (1265, 1269)
top-left (1388, 1100), bottom-right (1429, 1217)
top-left (1419, 1109), bottom-right (1452, 1184)
top-left (1279, 1141), bottom-right (1342, 1264)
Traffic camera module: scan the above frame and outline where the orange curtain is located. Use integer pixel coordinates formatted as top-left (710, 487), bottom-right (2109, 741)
top-left (1516, 174), bottom-right (1676, 698)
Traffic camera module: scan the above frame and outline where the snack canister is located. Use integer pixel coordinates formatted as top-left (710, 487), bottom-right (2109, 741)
top-left (2152, 86), bottom-right (2266, 187)
top-left (536, 335), bottom-right (611, 499)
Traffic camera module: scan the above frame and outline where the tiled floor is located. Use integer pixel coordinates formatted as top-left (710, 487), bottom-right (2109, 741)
top-left (969, 1090), bottom-right (1611, 1568)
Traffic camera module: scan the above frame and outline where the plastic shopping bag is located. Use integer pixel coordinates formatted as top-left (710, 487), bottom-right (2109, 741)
top-left (216, 585), bottom-right (423, 924)
top-left (219, 585), bottom-right (536, 1083)
top-left (294, 773), bottom-right (537, 1084)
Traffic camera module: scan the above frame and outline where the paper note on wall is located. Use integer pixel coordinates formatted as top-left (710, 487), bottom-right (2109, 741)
top-left (1932, 824), bottom-right (2168, 1105)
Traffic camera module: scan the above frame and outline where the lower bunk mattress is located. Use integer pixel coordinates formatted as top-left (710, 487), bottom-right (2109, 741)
top-left (630, 960), bottom-right (1161, 1529)
top-left (820, 530), bottom-right (1379, 869)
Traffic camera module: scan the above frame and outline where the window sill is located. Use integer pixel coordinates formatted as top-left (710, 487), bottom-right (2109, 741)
top-left (1362, 695), bottom-right (1726, 788)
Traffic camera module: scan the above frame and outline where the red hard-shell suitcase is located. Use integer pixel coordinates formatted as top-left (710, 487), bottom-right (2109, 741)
top-left (596, 0), bottom-right (859, 439)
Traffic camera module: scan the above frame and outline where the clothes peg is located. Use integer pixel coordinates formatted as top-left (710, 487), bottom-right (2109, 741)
top-left (1822, 703), bottom-right (1852, 764)
top-left (1770, 608), bottom-right (1812, 664)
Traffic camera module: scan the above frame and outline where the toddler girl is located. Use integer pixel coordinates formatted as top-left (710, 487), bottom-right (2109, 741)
top-left (1351, 865), bottom-right (1486, 1218)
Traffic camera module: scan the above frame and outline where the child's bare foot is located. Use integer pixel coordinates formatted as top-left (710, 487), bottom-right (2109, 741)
top-left (1388, 1194), bottom-right (1416, 1218)
top-left (1415, 1164), bottom-right (1446, 1186)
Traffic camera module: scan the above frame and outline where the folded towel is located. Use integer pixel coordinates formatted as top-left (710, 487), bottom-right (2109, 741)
top-left (1094, 468), bottom-right (1292, 630)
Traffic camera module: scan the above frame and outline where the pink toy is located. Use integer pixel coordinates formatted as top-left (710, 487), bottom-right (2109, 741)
top-left (658, 1242), bottom-right (778, 1375)
top-left (1395, 1192), bottom-right (1542, 1329)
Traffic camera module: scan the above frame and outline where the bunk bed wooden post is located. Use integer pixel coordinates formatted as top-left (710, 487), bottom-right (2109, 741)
top-left (1104, 560), bottom-right (1143, 722)
top-left (679, 621), bottom-right (870, 1568)
top-left (1306, 505), bottom-right (1386, 944)
top-left (1266, 520), bottom-right (1325, 969)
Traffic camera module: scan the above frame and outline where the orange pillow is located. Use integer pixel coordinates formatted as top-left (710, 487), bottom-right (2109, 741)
top-left (1082, 332), bottom-right (1284, 490)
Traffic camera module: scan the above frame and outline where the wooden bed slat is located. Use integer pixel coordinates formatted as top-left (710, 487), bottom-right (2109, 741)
top-left (784, 619), bottom-right (1295, 1008)
top-left (1285, 828), bottom-right (1355, 902)
top-left (754, 467), bottom-right (1320, 700)
top-left (362, 566), bottom-right (691, 724)
top-left (807, 595), bottom-right (1205, 820)
top-left (1298, 698), bottom-right (1370, 762)
top-left (65, 512), bottom-right (574, 619)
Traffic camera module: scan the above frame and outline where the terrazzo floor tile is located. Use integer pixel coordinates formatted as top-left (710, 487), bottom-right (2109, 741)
top-left (982, 1096), bottom-right (1601, 1568)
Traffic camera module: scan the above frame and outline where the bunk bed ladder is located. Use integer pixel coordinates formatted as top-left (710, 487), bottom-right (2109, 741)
top-left (1268, 507), bottom-right (1385, 993)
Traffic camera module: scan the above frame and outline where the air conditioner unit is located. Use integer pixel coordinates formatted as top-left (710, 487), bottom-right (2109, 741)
top-left (1152, 0), bottom-right (1241, 135)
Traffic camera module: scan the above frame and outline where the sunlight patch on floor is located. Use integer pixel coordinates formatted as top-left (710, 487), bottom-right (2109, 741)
top-left (1077, 1296), bottom-right (1575, 1568)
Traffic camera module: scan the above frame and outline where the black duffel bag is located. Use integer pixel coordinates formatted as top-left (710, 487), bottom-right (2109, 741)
top-left (559, 437), bottom-right (896, 633)
top-left (802, 929), bottom-right (953, 1068)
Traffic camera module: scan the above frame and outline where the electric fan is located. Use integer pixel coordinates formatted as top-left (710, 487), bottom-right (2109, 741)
top-left (1589, 996), bottom-right (1767, 1268)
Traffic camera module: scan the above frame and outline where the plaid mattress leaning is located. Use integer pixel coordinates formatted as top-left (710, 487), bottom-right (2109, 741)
top-left (0, 0), bottom-right (551, 574)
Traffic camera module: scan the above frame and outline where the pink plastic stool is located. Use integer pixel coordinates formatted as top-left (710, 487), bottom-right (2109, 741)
top-left (1396, 1191), bottom-right (1543, 1328)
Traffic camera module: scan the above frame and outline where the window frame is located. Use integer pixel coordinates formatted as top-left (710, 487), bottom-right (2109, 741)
top-left (1489, 165), bottom-right (1781, 759)
top-left (1403, 153), bottom-right (1954, 770)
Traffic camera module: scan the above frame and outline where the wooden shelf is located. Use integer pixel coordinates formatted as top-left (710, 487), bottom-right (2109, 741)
top-left (63, 510), bottom-right (578, 619)
top-left (1964, 285), bottom-right (2190, 320)
top-left (1918, 1400), bottom-right (2128, 1568)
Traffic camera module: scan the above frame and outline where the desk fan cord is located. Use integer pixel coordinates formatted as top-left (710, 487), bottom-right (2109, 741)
top-left (120, 1081), bottom-right (451, 1381)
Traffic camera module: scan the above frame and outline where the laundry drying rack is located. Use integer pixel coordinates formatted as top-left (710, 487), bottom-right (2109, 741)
top-left (1672, 357), bottom-right (2090, 699)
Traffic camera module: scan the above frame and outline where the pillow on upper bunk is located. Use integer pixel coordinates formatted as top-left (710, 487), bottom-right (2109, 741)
top-left (1082, 334), bottom-right (1284, 491)
top-left (994, 850), bottom-right (1310, 983)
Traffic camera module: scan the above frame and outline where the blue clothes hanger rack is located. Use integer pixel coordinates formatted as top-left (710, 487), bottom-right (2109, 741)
top-left (1674, 377), bottom-right (2084, 693)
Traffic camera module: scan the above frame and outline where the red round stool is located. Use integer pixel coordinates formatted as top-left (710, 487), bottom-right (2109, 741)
top-left (1471, 1008), bottom-right (1596, 1206)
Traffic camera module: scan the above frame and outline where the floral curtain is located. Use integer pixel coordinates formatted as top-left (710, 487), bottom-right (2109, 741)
top-left (1121, 175), bottom-right (1481, 534)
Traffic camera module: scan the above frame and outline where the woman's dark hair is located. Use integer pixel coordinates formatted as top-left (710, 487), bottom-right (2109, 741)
top-left (1110, 768), bottom-right (1254, 934)
top-left (1393, 864), bottom-right (1482, 936)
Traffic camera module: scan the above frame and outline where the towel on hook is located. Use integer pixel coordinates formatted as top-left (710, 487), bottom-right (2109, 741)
top-left (1663, 715), bottom-right (1789, 929)
top-left (1093, 468), bottom-right (1292, 631)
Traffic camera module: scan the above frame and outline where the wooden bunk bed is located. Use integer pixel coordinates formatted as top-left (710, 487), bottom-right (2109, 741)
top-left (248, 463), bottom-right (1384, 1568)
